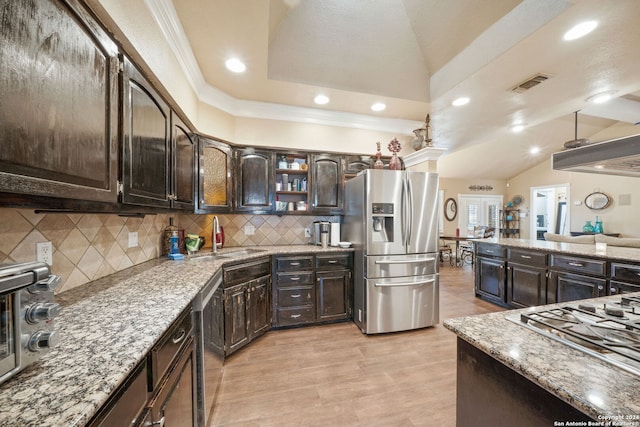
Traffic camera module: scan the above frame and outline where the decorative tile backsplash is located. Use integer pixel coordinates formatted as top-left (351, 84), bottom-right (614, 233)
top-left (0, 208), bottom-right (338, 293)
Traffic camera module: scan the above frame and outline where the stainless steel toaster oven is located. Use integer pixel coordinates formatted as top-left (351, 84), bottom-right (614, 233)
top-left (0, 262), bottom-right (61, 385)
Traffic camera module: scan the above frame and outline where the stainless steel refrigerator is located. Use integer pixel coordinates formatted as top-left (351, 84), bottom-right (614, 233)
top-left (344, 169), bottom-right (439, 334)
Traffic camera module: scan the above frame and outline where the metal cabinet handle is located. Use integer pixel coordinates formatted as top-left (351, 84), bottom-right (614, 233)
top-left (290, 294), bottom-right (301, 298)
top-left (328, 260), bottom-right (338, 264)
top-left (145, 416), bottom-right (165, 427)
top-left (598, 285), bottom-right (604, 291)
top-left (291, 314), bottom-right (301, 319)
top-left (172, 328), bottom-right (186, 344)
top-left (289, 277), bottom-right (300, 281)
top-left (568, 262), bottom-right (584, 267)
top-left (520, 255), bottom-right (532, 259)
top-left (486, 250), bottom-right (494, 254)
top-left (290, 262), bottom-right (301, 266)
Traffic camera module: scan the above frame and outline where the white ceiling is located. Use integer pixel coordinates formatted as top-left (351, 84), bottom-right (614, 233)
top-left (155, 0), bottom-right (640, 179)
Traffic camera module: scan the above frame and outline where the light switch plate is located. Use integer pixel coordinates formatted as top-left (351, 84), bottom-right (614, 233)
top-left (128, 231), bottom-right (138, 248)
top-left (244, 224), bottom-right (255, 236)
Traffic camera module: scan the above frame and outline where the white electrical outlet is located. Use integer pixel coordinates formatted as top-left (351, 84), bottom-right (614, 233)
top-left (128, 231), bottom-right (138, 248)
top-left (304, 227), bottom-right (312, 238)
top-left (244, 224), bottom-right (255, 236)
top-left (36, 241), bottom-right (53, 266)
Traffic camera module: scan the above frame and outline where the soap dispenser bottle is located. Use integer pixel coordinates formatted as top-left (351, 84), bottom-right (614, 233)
top-left (162, 217), bottom-right (178, 255)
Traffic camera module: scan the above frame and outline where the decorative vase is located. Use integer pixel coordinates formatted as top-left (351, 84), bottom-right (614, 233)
top-left (582, 220), bottom-right (594, 233)
top-left (373, 142), bottom-right (384, 169)
top-left (387, 138), bottom-right (402, 170)
top-left (593, 216), bottom-right (604, 234)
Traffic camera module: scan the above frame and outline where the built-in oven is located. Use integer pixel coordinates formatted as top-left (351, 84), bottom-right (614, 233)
top-left (0, 262), bottom-right (61, 385)
top-left (192, 270), bottom-right (224, 427)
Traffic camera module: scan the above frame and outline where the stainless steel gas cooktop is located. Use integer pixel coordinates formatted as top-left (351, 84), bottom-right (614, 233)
top-left (507, 295), bottom-right (640, 377)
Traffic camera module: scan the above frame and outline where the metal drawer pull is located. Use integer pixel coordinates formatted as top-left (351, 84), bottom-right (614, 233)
top-left (568, 262), bottom-right (584, 267)
top-left (375, 257), bottom-right (435, 264)
top-left (520, 255), bottom-right (532, 259)
top-left (291, 294), bottom-right (301, 298)
top-left (375, 279), bottom-right (435, 287)
top-left (290, 262), bottom-right (301, 266)
top-left (172, 328), bottom-right (186, 344)
top-left (328, 260), bottom-right (338, 264)
top-left (485, 250), bottom-right (494, 253)
top-left (289, 277), bottom-right (300, 281)
top-left (291, 314), bottom-right (301, 319)
top-left (145, 416), bottom-right (165, 427)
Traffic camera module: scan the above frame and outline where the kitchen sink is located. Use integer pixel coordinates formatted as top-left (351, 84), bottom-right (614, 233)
top-left (188, 248), bottom-right (265, 261)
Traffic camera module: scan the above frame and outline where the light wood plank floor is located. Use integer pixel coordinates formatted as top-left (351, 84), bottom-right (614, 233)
top-left (212, 264), bottom-right (505, 427)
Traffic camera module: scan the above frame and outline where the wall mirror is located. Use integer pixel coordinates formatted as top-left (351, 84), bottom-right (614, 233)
top-left (444, 198), bottom-right (457, 221)
top-left (584, 192), bottom-right (610, 210)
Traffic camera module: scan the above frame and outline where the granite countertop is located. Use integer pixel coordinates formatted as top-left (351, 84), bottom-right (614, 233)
top-left (0, 245), bottom-right (352, 427)
top-left (478, 237), bottom-right (640, 262)
top-left (444, 293), bottom-right (640, 420)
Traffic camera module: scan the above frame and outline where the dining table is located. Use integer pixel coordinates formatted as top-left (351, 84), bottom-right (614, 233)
top-left (440, 235), bottom-right (483, 266)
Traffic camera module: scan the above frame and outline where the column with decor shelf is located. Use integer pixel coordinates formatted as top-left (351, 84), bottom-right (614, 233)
top-left (500, 208), bottom-right (520, 238)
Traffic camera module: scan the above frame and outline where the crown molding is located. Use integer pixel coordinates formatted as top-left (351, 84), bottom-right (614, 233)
top-left (145, 0), bottom-right (423, 135)
top-left (402, 147), bottom-right (447, 168)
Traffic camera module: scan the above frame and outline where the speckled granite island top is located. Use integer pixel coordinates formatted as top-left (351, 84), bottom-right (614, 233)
top-left (479, 237), bottom-right (640, 262)
top-left (444, 293), bottom-right (640, 421)
top-left (0, 245), bottom-right (351, 427)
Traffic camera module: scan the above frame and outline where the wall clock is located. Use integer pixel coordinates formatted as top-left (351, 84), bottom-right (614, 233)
top-left (444, 198), bottom-right (457, 221)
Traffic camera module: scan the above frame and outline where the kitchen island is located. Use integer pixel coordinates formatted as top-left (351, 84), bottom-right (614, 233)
top-left (445, 293), bottom-right (640, 427)
top-left (0, 245), bottom-right (352, 427)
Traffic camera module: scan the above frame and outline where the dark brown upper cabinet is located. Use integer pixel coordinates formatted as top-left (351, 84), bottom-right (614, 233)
top-left (310, 154), bottom-right (343, 214)
top-left (120, 56), bottom-right (171, 208)
top-left (197, 136), bottom-right (233, 213)
top-left (235, 148), bottom-right (274, 213)
top-left (170, 112), bottom-right (196, 211)
top-left (0, 0), bottom-right (119, 203)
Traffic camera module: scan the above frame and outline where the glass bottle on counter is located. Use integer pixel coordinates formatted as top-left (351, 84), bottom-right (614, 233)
top-left (582, 220), bottom-right (594, 233)
top-left (593, 216), bottom-right (604, 234)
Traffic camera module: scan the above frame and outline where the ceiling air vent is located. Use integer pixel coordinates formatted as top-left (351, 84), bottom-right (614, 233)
top-left (512, 74), bottom-right (551, 93)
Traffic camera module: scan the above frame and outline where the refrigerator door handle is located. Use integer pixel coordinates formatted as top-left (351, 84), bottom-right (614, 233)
top-left (375, 258), bottom-right (436, 264)
top-left (401, 177), bottom-right (407, 247)
top-left (374, 278), bottom-right (435, 288)
top-left (406, 176), bottom-right (413, 247)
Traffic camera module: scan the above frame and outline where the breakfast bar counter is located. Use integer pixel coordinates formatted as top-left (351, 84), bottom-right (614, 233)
top-left (444, 293), bottom-right (640, 426)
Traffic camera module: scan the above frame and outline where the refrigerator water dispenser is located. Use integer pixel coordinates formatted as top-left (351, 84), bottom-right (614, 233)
top-left (371, 203), bottom-right (394, 242)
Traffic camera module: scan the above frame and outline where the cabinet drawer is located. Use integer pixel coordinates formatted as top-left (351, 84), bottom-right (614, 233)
top-left (610, 263), bottom-right (640, 284)
top-left (150, 307), bottom-right (193, 390)
top-left (316, 254), bottom-right (351, 270)
top-left (276, 271), bottom-right (314, 286)
top-left (276, 286), bottom-right (314, 307)
top-left (507, 249), bottom-right (547, 267)
top-left (223, 256), bottom-right (271, 286)
top-left (276, 306), bottom-right (315, 326)
top-left (275, 256), bottom-right (314, 271)
top-left (550, 255), bottom-right (606, 276)
top-left (476, 244), bottom-right (506, 258)
top-left (609, 280), bottom-right (640, 295)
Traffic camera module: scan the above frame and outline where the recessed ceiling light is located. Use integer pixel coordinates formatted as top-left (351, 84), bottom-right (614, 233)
top-left (314, 95), bottom-right (329, 105)
top-left (225, 57), bottom-right (246, 73)
top-left (529, 146), bottom-right (540, 154)
top-left (371, 102), bottom-right (386, 112)
top-left (452, 97), bottom-right (470, 107)
top-left (563, 21), bottom-right (598, 41)
top-left (586, 90), bottom-right (617, 104)
top-left (511, 124), bottom-right (526, 133)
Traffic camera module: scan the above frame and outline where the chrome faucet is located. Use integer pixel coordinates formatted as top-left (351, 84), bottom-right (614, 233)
top-left (212, 216), bottom-right (219, 253)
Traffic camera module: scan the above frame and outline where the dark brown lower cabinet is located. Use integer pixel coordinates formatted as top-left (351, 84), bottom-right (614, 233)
top-left (547, 271), bottom-right (606, 303)
top-left (222, 257), bottom-right (272, 356)
top-left (143, 338), bottom-right (195, 427)
top-left (507, 263), bottom-right (546, 308)
top-left (475, 256), bottom-right (506, 305)
top-left (316, 269), bottom-right (351, 322)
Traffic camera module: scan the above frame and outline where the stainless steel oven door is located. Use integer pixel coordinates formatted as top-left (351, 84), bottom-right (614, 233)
top-left (0, 293), bottom-right (16, 378)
